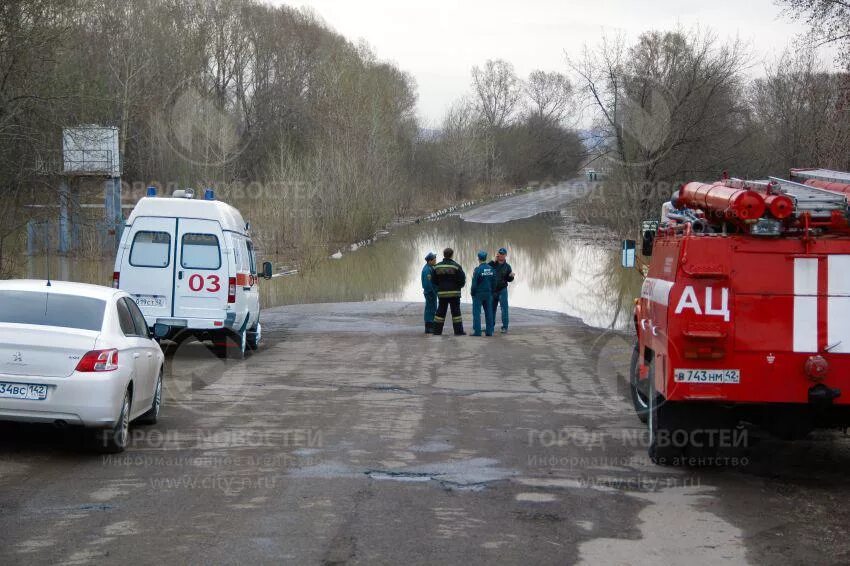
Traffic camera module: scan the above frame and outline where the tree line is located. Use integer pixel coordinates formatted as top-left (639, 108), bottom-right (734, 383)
top-left (0, 0), bottom-right (582, 274)
top-left (1, 0), bottom-right (848, 273)
top-left (571, 24), bottom-right (850, 228)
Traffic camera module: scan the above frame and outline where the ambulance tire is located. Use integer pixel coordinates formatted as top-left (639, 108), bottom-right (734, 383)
top-left (247, 322), bottom-right (261, 351)
top-left (211, 330), bottom-right (245, 360)
top-left (223, 329), bottom-right (247, 360)
top-left (629, 342), bottom-right (653, 424)
top-left (237, 328), bottom-right (247, 359)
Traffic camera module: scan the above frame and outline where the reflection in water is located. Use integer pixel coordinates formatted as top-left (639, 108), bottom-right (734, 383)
top-left (22, 213), bottom-right (643, 330)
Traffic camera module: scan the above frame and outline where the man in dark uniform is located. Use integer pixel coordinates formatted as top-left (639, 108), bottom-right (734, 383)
top-left (471, 250), bottom-right (496, 336)
top-left (421, 252), bottom-right (438, 334)
top-left (489, 247), bottom-right (515, 333)
top-left (431, 247), bottom-right (466, 336)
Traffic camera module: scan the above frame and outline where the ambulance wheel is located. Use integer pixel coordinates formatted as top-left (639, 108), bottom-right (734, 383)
top-left (247, 322), bottom-right (261, 351)
top-left (235, 329), bottom-right (247, 359)
top-left (630, 342), bottom-right (652, 424)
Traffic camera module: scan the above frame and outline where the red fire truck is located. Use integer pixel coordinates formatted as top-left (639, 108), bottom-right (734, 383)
top-left (624, 168), bottom-right (850, 465)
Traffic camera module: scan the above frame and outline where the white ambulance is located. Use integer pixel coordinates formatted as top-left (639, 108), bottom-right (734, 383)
top-left (113, 188), bottom-right (272, 355)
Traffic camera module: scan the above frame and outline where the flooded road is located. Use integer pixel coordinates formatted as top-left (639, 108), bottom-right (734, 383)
top-left (22, 186), bottom-right (642, 330)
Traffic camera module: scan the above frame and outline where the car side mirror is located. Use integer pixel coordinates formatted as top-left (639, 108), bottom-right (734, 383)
top-left (621, 239), bottom-right (636, 268)
top-left (262, 261), bottom-right (273, 280)
top-left (153, 323), bottom-right (170, 339)
top-left (641, 230), bottom-right (655, 257)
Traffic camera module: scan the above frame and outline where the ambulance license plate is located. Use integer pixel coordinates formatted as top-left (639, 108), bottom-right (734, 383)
top-left (674, 369), bottom-right (740, 384)
top-left (134, 294), bottom-right (165, 308)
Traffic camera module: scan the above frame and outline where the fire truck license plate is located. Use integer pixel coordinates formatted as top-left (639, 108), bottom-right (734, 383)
top-left (674, 369), bottom-right (740, 384)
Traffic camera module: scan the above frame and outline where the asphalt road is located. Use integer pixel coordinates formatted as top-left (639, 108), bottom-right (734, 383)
top-left (461, 180), bottom-right (591, 224)
top-left (2, 301), bottom-right (850, 565)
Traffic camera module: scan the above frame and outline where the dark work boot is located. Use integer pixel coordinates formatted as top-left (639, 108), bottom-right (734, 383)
top-left (453, 323), bottom-right (466, 336)
top-left (433, 319), bottom-right (445, 336)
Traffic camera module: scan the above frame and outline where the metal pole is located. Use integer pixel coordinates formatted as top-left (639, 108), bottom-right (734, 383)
top-left (26, 220), bottom-right (36, 256)
top-left (69, 183), bottom-right (80, 253)
top-left (104, 176), bottom-right (122, 254)
top-left (58, 179), bottom-right (70, 254)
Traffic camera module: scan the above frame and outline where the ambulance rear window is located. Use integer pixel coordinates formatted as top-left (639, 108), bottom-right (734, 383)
top-left (130, 231), bottom-right (171, 268)
top-left (181, 234), bottom-right (221, 270)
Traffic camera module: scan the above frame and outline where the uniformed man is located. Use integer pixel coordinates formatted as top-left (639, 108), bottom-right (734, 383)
top-left (470, 250), bottom-right (496, 336)
top-left (489, 247), bottom-right (515, 333)
top-left (431, 247), bottom-right (466, 336)
top-left (421, 252), bottom-right (438, 334)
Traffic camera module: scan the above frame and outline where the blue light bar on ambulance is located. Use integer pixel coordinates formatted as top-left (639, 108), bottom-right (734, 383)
top-left (204, 188), bottom-right (215, 201)
top-left (147, 186), bottom-right (157, 197)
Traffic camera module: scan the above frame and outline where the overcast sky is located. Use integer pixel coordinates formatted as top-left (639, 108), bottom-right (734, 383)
top-left (273, 0), bottom-right (836, 125)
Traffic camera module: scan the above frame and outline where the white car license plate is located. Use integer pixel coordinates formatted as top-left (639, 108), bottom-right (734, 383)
top-left (134, 294), bottom-right (165, 308)
top-left (674, 369), bottom-right (740, 384)
top-left (0, 382), bottom-right (48, 400)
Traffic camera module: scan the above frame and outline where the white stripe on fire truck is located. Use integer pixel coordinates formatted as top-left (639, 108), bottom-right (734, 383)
top-left (641, 277), bottom-right (674, 306)
top-left (793, 258), bottom-right (818, 353)
top-left (828, 255), bottom-right (850, 354)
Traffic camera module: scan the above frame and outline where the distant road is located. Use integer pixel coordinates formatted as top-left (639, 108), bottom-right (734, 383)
top-left (461, 178), bottom-right (591, 223)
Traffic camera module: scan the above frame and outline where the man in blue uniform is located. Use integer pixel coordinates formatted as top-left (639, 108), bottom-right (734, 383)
top-left (470, 250), bottom-right (496, 336)
top-left (489, 247), bottom-right (515, 333)
top-left (431, 248), bottom-right (466, 336)
top-left (421, 252), bottom-right (438, 334)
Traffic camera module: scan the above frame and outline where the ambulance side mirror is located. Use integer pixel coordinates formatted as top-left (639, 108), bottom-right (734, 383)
top-left (153, 323), bottom-right (170, 339)
top-left (641, 230), bottom-right (655, 257)
top-left (262, 261), bottom-right (273, 280)
top-left (621, 239), bottom-right (636, 268)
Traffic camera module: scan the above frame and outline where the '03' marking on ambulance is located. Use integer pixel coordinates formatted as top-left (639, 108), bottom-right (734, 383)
top-left (674, 286), bottom-right (730, 322)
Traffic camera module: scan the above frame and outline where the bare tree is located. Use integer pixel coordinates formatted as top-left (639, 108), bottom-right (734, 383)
top-left (570, 30), bottom-right (751, 219)
top-left (471, 59), bottom-right (522, 129)
top-left (525, 70), bottom-right (572, 125)
top-left (777, 0), bottom-right (850, 68)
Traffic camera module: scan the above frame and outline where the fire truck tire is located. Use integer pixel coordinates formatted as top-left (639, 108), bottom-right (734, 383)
top-left (647, 373), bottom-right (688, 465)
top-left (648, 400), bottom-right (686, 465)
top-left (629, 342), bottom-right (653, 424)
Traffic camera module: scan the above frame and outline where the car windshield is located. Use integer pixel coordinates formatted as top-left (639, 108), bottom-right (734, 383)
top-left (0, 290), bottom-right (105, 331)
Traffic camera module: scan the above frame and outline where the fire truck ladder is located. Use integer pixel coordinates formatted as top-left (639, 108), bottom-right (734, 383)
top-left (790, 168), bottom-right (850, 185)
top-left (769, 177), bottom-right (848, 219)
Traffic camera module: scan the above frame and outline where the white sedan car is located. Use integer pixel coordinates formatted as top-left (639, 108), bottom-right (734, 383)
top-left (0, 280), bottom-right (165, 452)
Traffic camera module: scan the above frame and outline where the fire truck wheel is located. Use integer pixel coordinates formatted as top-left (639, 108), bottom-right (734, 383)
top-left (629, 342), bottom-right (652, 424)
top-left (647, 375), bottom-right (686, 466)
top-left (648, 400), bottom-right (686, 466)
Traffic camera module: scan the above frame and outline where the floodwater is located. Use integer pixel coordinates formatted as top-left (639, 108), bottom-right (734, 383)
top-left (21, 210), bottom-right (643, 330)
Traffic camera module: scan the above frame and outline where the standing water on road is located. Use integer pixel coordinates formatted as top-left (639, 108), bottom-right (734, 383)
top-left (23, 208), bottom-right (642, 330)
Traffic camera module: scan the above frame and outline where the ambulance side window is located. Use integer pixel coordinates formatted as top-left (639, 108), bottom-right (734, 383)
top-left (181, 234), bottom-right (221, 270)
top-left (130, 231), bottom-right (171, 268)
top-left (246, 240), bottom-right (257, 275)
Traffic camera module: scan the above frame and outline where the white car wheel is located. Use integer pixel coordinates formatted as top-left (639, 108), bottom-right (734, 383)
top-left (94, 390), bottom-right (130, 453)
top-left (138, 371), bottom-right (162, 425)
